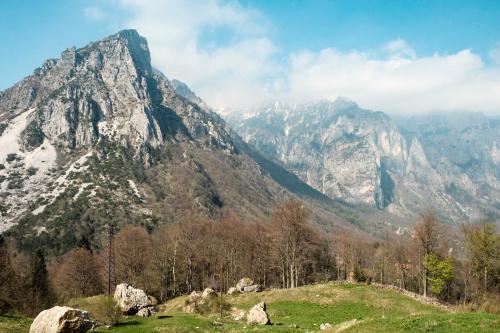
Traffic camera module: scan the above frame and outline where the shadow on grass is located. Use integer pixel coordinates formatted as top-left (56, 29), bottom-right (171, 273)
top-left (116, 320), bottom-right (141, 327)
top-left (157, 315), bottom-right (173, 319)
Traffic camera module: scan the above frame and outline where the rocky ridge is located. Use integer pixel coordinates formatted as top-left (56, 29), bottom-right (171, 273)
top-left (229, 100), bottom-right (499, 222)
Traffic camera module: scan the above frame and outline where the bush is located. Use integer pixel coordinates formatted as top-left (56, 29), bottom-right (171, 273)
top-left (353, 267), bottom-right (367, 282)
top-left (69, 296), bottom-right (122, 327)
top-left (93, 296), bottom-right (122, 327)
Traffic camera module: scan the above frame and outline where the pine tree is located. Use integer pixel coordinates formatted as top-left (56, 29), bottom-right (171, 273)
top-left (30, 249), bottom-right (54, 315)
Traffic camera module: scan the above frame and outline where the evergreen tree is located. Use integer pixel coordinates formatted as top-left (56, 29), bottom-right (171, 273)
top-left (30, 249), bottom-right (54, 314)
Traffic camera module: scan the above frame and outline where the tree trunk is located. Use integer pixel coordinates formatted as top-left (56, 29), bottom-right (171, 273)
top-left (423, 268), bottom-right (427, 298)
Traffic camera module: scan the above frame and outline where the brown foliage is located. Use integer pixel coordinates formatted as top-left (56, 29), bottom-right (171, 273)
top-left (51, 248), bottom-right (102, 301)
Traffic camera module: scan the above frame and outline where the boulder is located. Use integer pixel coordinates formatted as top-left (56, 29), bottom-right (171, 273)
top-left (243, 284), bottom-right (262, 292)
top-left (201, 288), bottom-right (216, 300)
top-left (227, 287), bottom-right (238, 295)
top-left (182, 302), bottom-right (197, 314)
top-left (114, 283), bottom-right (154, 315)
top-left (187, 291), bottom-right (201, 303)
top-left (136, 306), bottom-right (156, 317)
top-left (29, 306), bottom-right (94, 333)
top-left (320, 323), bottom-right (332, 330)
top-left (246, 302), bottom-right (270, 325)
top-left (236, 277), bottom-right (254, 292)
top-left (230, 307), bottom-right (246, 321)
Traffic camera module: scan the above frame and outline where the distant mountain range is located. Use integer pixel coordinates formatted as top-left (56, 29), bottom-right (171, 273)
top-left (227, 100), bottom-right (499, 223)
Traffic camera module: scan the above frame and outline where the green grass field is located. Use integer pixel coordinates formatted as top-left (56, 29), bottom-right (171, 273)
top-left (1, 283), bottom-right (498, 332)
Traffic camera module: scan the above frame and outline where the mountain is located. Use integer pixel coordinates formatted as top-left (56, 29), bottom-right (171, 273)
top-left (229, 100), bottom-right (499, 223)
top-left (0, 30), bottom-right (364, 254)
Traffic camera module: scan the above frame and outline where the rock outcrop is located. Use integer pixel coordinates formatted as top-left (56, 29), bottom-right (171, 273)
top-left (29, 306), bottom-right (93, 333)
top-left (183, 288), bottom-right (218, 313)
top-left (114, 283), bottom-right (156, 316)
top-left (246, 302), bottom-right (270, 325)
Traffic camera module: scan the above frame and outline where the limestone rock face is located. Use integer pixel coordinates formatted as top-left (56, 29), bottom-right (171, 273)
top-left (229, 99), bottom-right (500, 221)
top-left (114, 283), bottom-right (155, 315)
top-left (29, 306), bottom-right (94, 333)
top-left (246, 302), bottom-right (270, 325)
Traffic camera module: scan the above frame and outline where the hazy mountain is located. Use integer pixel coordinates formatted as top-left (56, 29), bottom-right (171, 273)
top-left (229, 100), bottom-right (499, 223)
top-left (0, 30), bottom-right (366, 254)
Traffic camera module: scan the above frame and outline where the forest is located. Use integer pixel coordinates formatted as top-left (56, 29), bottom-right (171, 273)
top-left (0, 200), bottom-right (499, 318)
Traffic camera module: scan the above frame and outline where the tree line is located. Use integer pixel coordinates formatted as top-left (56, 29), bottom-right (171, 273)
top-left (0, 200), bottom-right (498, 317)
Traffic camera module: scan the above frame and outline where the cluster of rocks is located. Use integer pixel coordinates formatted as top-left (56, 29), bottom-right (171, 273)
top-left (227, 278), bottom-right (262, 295)
top-left (29, 283), bottom-right (157, 333)
top-left (114, 283), bottom-right (158, 317)
top-left (29, 306), bottom-right (94, 333)
top-left (183, 287), bottom-right (217, 313)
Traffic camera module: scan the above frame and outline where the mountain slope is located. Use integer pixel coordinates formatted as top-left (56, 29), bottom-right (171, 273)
top-left (229, 100), bottom-right (499, 222)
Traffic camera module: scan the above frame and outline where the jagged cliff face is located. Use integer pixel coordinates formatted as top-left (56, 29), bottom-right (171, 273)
top-left (0, 30), bottom-right (233, 159)
top-left (229, 100), bottom-right (499, 222)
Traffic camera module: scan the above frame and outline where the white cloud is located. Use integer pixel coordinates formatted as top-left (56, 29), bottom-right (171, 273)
top-left (107, 1), bottom-right (500, 115)
top-left (84, 6), bottom-right (105, 21)
top-left (286, 45), bottom-right (500, 114)
top-left (116, 0), bottom-right (280, 110)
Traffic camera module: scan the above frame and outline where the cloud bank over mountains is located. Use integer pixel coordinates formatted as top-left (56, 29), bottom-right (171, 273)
top-left (91, 0), bottom-right (500, 114)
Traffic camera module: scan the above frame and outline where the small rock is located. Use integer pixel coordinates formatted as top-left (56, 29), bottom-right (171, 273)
top-left (320, 322), bottom-right (332, 330)
top-left (136, 306), bottom-right (155, 317)
top-left (246, 302), bottom-right (270, 325)
top-left (29, 306), bottom-right (94, 333)
top-left (227, 287), bottom-right (238, 295)
top-left (243, 284), bottom-right (262, 292)
top-left (201, 287), bottom-right (216, 299)
top-left (182, 303), bottom-right (197, 314)
top-left (230, 307), bottom-right (246, 321)
top-left (187, 291), bottom-right (201, 303)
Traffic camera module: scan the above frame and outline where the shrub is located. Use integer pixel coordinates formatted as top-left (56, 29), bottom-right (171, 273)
top-left (92, 296), bottom-right (123, 327)
top-left (6, 154), bottom-right (17, 163)
top-left (69, 296), bottom-right (122, 327)
top-left (353, 267), bottom-right (367, 282)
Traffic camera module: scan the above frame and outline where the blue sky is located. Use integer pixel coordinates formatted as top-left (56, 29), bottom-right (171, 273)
top-left (1, 0), bottom-right (500, 114)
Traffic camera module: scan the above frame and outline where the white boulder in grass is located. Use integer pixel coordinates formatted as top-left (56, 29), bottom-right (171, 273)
top-left (246, 302), bottom-right (270, 325)
top-left (113, 283), bottom-right (157, 316)
top-left (29, 306), bottom-right (94, 333)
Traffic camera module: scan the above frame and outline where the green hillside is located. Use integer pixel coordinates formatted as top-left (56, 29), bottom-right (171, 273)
top-left (2, 283), bottom-right (498, 333)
